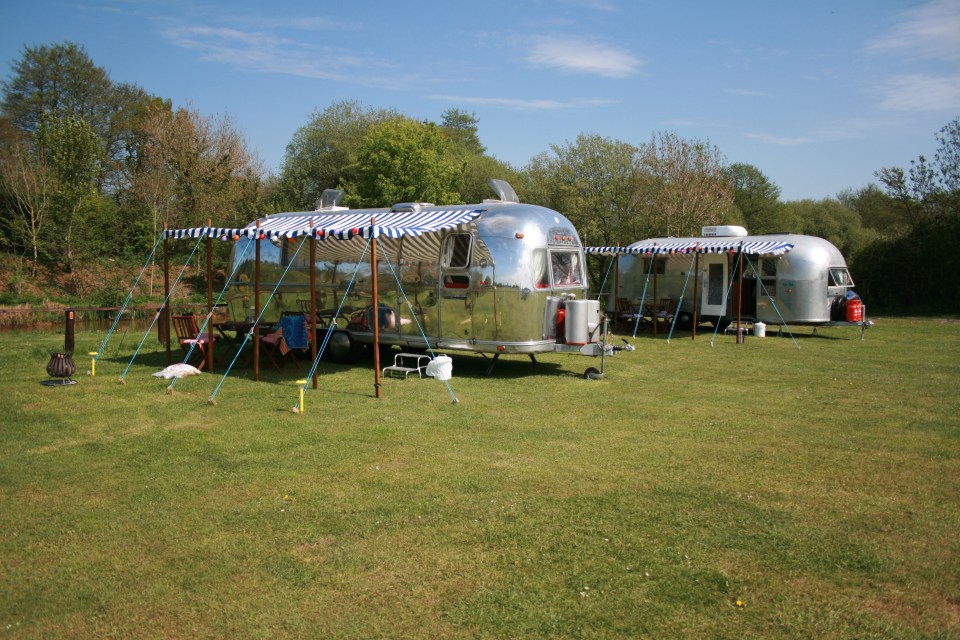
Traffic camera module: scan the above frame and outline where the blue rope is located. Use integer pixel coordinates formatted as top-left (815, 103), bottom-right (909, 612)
top-left (595, 252), bottom-right (617, 302)
top-left (94, 232), bottom-right (163, 363)
top-left (632, 250), bottom-right (658, 338)
top-left (378, 242), bottom-right (459, 403)
top-left (709, 250), bottom-right (741, 347)
top-left (742, 254), bottom-right (801, 350)
top-left (120, 236), bottom-right (204, 381)
top-left (665, 252), bottom-right (697, 343)
top-left (167, 238), bottom-right (254, 390)
top-left (299, 239), bottom-right (371, 394)
top-left (209, 235), bottom-right (310, 403)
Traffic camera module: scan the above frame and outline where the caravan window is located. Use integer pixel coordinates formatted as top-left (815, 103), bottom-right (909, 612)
top-left (758, 258), bottom-right (778, 296)
top-left (551, 251), bottom-right (583, 287)
top-left (442, 233), bottom-right (472, 269)
top-left (643, 257), bottom-right (666, 275)
top-left (829, 267), bottom-right (854, 287)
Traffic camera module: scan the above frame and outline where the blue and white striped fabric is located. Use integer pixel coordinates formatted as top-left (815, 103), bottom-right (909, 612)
top-left (165, 208), bottom-right (484, 241)
top-left (587, 238), bottom-right (794, 256)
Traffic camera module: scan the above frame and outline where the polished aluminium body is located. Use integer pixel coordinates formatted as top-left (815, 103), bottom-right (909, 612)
top-left (225, 192), bottom-right (607, 361)
top-left (615, 229), bottom-right (858, 326)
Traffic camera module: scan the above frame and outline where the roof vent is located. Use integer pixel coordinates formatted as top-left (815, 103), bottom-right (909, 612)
top-left (315, 189), bottom-right (349, 211)
top-left (390, 202), bottom-right (431, 213)
top-left (487, 178), bottom-right (520, 204)
top-left (701, 225), bottom-right (748, 237)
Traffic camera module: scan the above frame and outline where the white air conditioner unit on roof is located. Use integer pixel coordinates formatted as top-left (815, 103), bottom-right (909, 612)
top-left (701, 225), bottom-right (748, 237)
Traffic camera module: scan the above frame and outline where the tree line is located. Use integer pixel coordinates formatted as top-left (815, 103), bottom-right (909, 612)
top-left (1, 42), bottom-right (957, 313)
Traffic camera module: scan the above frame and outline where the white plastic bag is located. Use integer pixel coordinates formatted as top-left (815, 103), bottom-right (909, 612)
top-left (425, 355), bottom-right (453, 380)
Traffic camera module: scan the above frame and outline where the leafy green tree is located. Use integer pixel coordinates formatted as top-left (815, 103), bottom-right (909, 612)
top-left (0, 124), bottom-right (53, 275)
top-left (726, 162), bottom-right (783, 233)
top-left (1, 41), bottom-right (161, 204)
top-left (876, 116), bottom-right (960, 221)
top-left (1, 42), bottom-right (111, 135)
top-left (837, 184), bottom-right (910, 238)
top-left (440, 108), bottom-right (485, 156)
top-left (780, 198), bottom-right (877, 258)
top-left (524, 133), bottom-right (643, 246)
top-left (341, 118), bottom-right (463, 208)
top-left (458, 153), bottom-right (521, 204)
top-left (275, 100), bottom-right (399, 210)
top-left (35, 112), bottom-right (101, 273)
top-left (637, 132), bottom-right (732, 237)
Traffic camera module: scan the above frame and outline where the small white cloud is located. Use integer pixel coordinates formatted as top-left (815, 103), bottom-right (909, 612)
top-left (878, 74), bottom-right (960, 111)
top-left (527, 36), bottom-right (641, 78)
top-left (429, 94), bottom-right (617, 110)
top-left (746, 133), bottom-right (813, 146)
top-left (866, 0), bottom-right (960, 61)
top-left (162, 25), bottom-right (410, 89)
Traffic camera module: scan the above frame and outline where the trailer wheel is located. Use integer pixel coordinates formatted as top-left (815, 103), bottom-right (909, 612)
top-left (327, 330), bottom-right (361, 364)
top-left (584, 366), bottom-right (602, 380)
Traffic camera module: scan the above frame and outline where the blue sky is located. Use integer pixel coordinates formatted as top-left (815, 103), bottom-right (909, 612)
top-left (2, 0), bottom-right (959, 202)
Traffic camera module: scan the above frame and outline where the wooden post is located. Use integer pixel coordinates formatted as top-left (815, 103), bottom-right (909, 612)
top-left (206, 219), bottom-right (214, 372)
top-left (652, 253), bottom-right (658, 338)
top-left (254, 221), bottom-right (261, 380)
top-left (692, 246), bottom-right (700, 340)
top-left (736, 243), bottom-right (743, 341)
top-left (310, 221), bottom-right (318, 390)
top-left (370, 218), bottom-right (381, 398)
top-left (163, 224), bottom-right (171, 366)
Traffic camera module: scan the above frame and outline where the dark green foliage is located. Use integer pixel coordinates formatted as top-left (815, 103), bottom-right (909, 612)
top-left (852, 213), bottom-right (960, 313)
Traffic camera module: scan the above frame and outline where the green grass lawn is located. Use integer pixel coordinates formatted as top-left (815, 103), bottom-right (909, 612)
top-left (1, 318), bottom-right (958, 638)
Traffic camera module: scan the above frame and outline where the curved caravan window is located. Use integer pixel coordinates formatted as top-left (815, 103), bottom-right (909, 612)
top-left (550, 251), bottom-right (583, 288)
top-left (829, 267), bottom-right (854, 287)
top-left (442, 233), bottom-right (472, 269)
top-left (442, 232), bottom-right (472, 290)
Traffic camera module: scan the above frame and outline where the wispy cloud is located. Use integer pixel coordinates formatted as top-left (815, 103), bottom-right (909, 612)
top-left (877, 74), bottom-right (960, 111)
top-left (866, 0), bottom-right (960, 61)
top-left (429, 94), bottom-right (617, 110)
top-left (161, 24), bottom-right (413, 89)
top-left (746, 133), bottom-right (813, 146)
top-left (527, 36), bottom-right (641, 78)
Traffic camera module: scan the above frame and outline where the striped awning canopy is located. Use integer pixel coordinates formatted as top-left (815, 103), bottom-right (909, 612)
top-left (587, 238), bottom-right (794, 256)
top-left (165, 208), bottom-right (484, 241)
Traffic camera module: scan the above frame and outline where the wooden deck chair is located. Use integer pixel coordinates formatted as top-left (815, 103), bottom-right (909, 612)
top-left (616, 297), bottom-right (641, 329)
top-left (260, 326), bottom-right (297, 372)
top-left (656, 298), bottom-right (679, 326)
top-left (171, 314), bottom-right (217, 371)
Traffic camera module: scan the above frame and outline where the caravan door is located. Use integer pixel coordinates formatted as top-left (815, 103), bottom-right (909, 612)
top-left (700, 253), bottom-right (729, 319)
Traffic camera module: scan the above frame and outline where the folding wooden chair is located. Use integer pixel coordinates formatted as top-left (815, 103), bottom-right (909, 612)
top-left (260, 326), bottom-right (297, 372)
top-left (171, 314), bottom-right (217, 371)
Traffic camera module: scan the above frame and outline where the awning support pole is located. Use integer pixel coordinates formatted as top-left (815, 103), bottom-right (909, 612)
top-left (163, 224), bottom-right (171, 366)
top-left (309, 221), bottom-right (318, 390)
top-left (692, 247), bottom-right (700, 340)
top-left (206, 219), bottom-right (214, 373)
top-left (370, 217), bottom-right (382, 399)
top-left (254, 220), bottom-right (261, 380)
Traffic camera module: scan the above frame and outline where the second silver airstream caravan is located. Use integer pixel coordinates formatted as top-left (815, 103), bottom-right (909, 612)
top-left (224, 181), bottom-right (625, 366)
top-left (611, 225), bottom-right (865, 329)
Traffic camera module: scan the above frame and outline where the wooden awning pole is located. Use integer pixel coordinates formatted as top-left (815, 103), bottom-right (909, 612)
top-left (163, 224), bottom-right (171, 366)
top-left (310, 221), bottom-right (318, 390)
top-left (692, 246), bottom-right (700, 340)
top-left (254, 220), bottom-right (261, 380)
top-left (206, 218), bottom-right (214, 372)
top-left (370, 218), bottom-right (381, 398)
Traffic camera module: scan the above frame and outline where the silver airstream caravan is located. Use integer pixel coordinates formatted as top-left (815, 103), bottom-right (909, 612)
top-left (225, 181), bottom-right (622, 365)
top-left (612, 226), bottom-right (864, 328)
